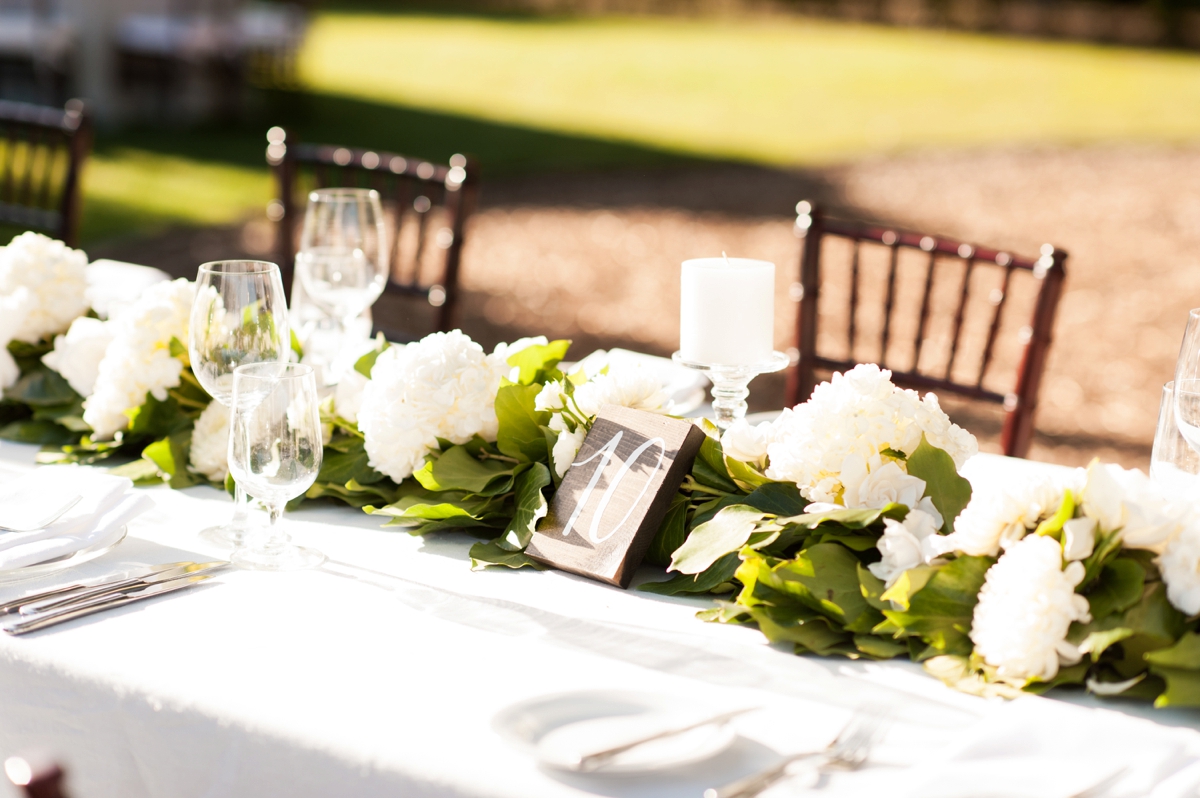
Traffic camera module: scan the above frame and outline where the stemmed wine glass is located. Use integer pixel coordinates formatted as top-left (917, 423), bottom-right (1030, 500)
top-left (1175, 310), bottom-right (1200, 466)
top-left (1153, 381), bottom-right (1200, 493)
top-left (295, 188), bottom-right (388, 384)
top-left (189, 260), bottom-right (290, 547)
top-left (228, 362), bottom-right (324, 571)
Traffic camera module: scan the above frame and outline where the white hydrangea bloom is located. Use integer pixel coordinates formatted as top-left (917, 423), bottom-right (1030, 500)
top-left (188, 400), bottom-right (230, 482)
top-left (942, 474), bottom-right (1074, 557)
top-left (0, 287), bottom-right (31, 390)
top-left (83, 278), bottom-right (195, 440)
top-left (0, 232), bottom-right (89, 343)
top-left (868, 508), bottom-right (944, 587)
top-left (357, 330), bottom-right (510, 482)
top-left (970, 534), bottom-right (1091, 683)
top-left (1159, 517), bottom-right (1200, 615)
top-left (764, 364), bottom-right (977, 505)
top-left (571, 362), bottom-right (671, 418)
top-left (42, 316), bottom-right (115, 397)
top-left (551, 427), bottom-right (586, 479)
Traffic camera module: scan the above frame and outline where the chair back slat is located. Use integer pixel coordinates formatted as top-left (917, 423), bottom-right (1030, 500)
top-left (268, 128), bottom-right (479, 338)
top-left (912, 249), bottom-right (937, 368)
top-left (789, 201), bottom-right (1068, 458)
top-left (0, 99), bottom-right (90, 246)
top-left (977, 264), bottom-right (1014, 388)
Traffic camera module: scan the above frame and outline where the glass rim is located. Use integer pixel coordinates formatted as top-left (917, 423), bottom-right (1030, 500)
top-left (197, 260), bottom-right (279, 275)
top-left (307, 187), bottom-right (380, 201)
top-left (233, 362), bottom-right (314, 382)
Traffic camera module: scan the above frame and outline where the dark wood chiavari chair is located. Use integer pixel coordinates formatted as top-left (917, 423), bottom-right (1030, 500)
top-left (266, 127), bottom-right (480, 337)
top-left (4, 756), bottom-right (69, 798)
top-left (0, 98), bottom-right (90, 247)
top-left (787, 201), bottom-right (1067, 459)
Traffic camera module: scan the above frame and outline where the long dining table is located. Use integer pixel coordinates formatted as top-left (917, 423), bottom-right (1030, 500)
top-left (1, 439), bottom-right (1199, 798)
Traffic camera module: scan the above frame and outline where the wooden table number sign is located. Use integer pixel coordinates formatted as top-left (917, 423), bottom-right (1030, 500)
top-left (526, 404), bottom-right (707, 588)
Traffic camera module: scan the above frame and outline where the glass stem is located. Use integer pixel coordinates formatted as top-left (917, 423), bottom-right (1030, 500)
top-left (258, 501), bottom-right (287, 552)
top-left (231, 483), bottom-right (250, 528)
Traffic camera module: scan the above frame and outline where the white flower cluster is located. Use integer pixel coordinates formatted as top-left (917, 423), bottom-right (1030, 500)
top-left (357, 330), bottom-right (523, 482)
top-left (188, 400), bottom-right (230, 482)
top-left (83, 278), bottom-right (195, 440)
top-left (0, 232), bottom-right (89, 344)
top-left (535, 361), bottom-right (673, 478)
top-left (947, 460), bottom-right (1200, 682)
top-left (970, 534), bottom-right (1091, 682)
top-left (0, 288), bottom-right (31, 390)
top-left (42, 317), bottom-right (115, 397)
top-left (721, 364), bottom-right (977, 507)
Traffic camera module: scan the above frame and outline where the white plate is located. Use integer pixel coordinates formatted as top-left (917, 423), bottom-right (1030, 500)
top-left (493, 689), bottom-right (738, 775)
top-left (0, 526), bottom-right (128, 585)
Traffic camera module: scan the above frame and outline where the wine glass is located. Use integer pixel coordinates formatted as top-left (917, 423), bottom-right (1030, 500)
top-left (295, 188), bottom-right (388, 384)
top-left (1175, 309), bottom-right (1200, 459)
top-left (228, 362), bottom-right (324, 571)
top-left (1153, 381), bottom-right (1200, 494)
top-left (189, 260), bottom-right (290, 547)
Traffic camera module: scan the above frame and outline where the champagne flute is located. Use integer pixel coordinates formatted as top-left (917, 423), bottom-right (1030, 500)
top-left (228, 362), bottom-right (324, 571)
top-left (189, 260), bottom-right (290, 547)
top-left (295, 188), bottom-right (388, 384)
top-left (1153, 382), bottom-right (1200, 494)
top-left (1175, 310), bottom-right (1200, 461)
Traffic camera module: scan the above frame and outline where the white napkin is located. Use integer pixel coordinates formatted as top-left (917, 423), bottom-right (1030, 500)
top-left (0, 467), bottom-right (151, 570)
top-left (897, 697), bottom-right (1200, 798)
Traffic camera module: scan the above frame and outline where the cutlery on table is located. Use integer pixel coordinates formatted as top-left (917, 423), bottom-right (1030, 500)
top-left (567, 706), bottom-right (758, 772)
top-left (0, 495), bottom-right (82, 533)
top-left (0, 561), bottom-right (200, 616)
top-left (703, 710), bottom-right (886, 798)
top-left (2, 573), bottom-right (218, 636)
top-left (17, 561), bottom-right (229, 615)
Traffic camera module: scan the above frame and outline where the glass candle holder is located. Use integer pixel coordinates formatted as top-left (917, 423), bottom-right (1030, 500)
top-left (672, 351), bottom-right (790, 430)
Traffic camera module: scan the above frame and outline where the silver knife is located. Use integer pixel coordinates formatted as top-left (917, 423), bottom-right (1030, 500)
top-left (18, 561), bottom-right (229, 615)
top-left (0, 562), bottom-right (196, 616)
top-left (2, 574), bottom-right (216, 635)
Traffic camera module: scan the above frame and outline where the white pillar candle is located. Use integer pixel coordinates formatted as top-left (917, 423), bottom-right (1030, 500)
top-left (680, 257), bottom-right (775, 366)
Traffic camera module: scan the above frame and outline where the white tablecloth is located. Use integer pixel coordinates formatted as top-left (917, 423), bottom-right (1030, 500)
top-left (0, 442), bottom-right (1197, 798)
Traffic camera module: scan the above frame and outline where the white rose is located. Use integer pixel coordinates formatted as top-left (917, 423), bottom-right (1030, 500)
top-left (970, 534), bottom-right (1091, 683)
top-left (1081, 461), bottom-right (1125, 533)
top-left (572, 362), bottom-right (671, 418)
top-left (1159, 516), bottom-right (1200, 615)
top-left (942, 474), bottom-right (1073, 557)
top-left (1061, 516), bottom-right (1097, 561)
top-left (188, 400), bottom-right (230, 482)
top-left (535, 380), bottom-right (567, 413)
top-left (720, 418), bottom-right (773, 465)
top-left (551, 427), bottom-right (586, 479)
top-left (41, 316), bottom-right (115, 397)
top-left (0, 232), bottom-right (89, 343)
top-left (868, 508), bottom-right (945, 587)
top-left (1082, 462), bottom-right (1188, 552)
top-left (334, 367), bottom-right (370, 425)
top-left (843, 461), bottom-right (927, 510)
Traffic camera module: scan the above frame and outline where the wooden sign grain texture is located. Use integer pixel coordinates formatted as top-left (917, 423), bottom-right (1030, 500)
top-left (527, 404), bottom-right (706, 588)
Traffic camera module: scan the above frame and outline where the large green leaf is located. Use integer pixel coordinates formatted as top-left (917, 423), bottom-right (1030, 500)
top-left (142, 431), bottom-right (198, 489)
top-left (644, 491), bottom-right (689, 567)
top-left (494, 383), bottom-right (551, 464)
top-left (882, 555), bottom-right (993, 658)
top-left (414, 444), bottom-right (515, 495)
top-left (754, 542), bottom-right (883, 633)
top-left (669, 505), bottom-right (765, 575)
top-left (469, 540), bottom-right (548, 571)
top-left (506, 339), bottom-right (571, 385)
top-left (639, 551), bottom-right (741, 595)
top-left (125, 392), bottom-right (194, 440)
top-left (905, 435), bottom-right (972, 533)
top-left (1085, 558), bottom-right (1145, 621)
top-left (0, 419), bottom-right (75, 444)
top-left (4, 366), bottom-right (78, 407)
top-left (499, 462), bottom-right (551, 551)
top-left (741, 482), bottom-right (807, 516)
top-left (692, 435), bottom-right (738, 493)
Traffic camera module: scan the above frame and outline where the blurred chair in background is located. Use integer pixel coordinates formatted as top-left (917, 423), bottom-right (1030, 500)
top-left (788, 201), bottom-right (1067, 458)
top-left (4, 756), bottom-right (70, 798)
top-left (0, 98), bottom-right (90, 247)
top-left (266, 127), bottom-right (480, 341)
top-left (0, 0), bottom-right (75, 106)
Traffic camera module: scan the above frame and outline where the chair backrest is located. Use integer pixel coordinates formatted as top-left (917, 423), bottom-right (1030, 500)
top-left (788, 201), bottom-right (1067, 459)
top-left (0, 98), bottom-right (90, 247)
top-left (267, 127), bottom-right (479, 335)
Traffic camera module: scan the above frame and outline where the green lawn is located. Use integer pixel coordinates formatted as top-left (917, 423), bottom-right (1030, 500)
top-left (74, 10), bottom-right (1200, 245)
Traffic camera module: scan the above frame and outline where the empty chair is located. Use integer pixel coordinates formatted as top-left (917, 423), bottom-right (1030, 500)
top-left (266, 127), bottom-right (480, 339)
top-left (787, 201), bottom-right (1067, 459)
top-left (0, 98), bottom-right (90, 246)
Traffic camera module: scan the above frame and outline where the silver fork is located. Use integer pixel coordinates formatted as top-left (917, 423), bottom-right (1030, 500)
top-left (0, 495), bottom-right (82, 533)
top-left (703, 711), bottom-right (886, 798)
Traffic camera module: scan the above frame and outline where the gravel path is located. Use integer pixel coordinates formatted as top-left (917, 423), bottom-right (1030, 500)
top-left (96, 144), bottom-right (1200, 469)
